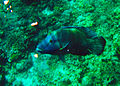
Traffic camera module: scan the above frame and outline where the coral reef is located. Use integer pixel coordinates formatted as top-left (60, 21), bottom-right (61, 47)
top-left (0, 0), bottom-right (120, 86)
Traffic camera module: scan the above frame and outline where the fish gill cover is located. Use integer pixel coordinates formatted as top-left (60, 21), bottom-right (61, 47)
top-left (0, 0), bottom-right (120, 86)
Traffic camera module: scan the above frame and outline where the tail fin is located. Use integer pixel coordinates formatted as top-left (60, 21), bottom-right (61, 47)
top-left (88, 36), bottom-right (106, 55)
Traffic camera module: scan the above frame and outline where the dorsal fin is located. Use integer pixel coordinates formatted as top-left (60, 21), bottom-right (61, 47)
top-left (62, 26), bottom-right (97, 38)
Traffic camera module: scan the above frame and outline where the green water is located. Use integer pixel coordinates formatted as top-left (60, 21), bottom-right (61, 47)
top-left (0, 0), bottom-right (120, 86)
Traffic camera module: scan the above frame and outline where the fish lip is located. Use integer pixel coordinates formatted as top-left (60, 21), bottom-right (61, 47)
top-left (36, 47), bottom-right (52, 53)
top-left (36, 48), bottom-right (43, 52)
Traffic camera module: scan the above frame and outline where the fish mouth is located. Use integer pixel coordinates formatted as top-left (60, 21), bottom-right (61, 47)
top-left (36, 47), bottom-right (50, 54)
top-left (36, 48), bottom-right (43, 52)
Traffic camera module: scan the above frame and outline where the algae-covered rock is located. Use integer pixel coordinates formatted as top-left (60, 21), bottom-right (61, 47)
top-left (0, 74), bottom-right (2, 81)
top-left (7, 46), bottom-right (23, 62)
top-left (0, 74), bottom-right (3, 86)
top-left (0, 30), bottom-right (4, 38)
top-left (12, 80), bottom-right (23, 86)
top-left (114, 6), bottom-right (120, 19)
top-left (0, 0), bottom-right (120, 85)
top-left (15, 59), bottom-right (32, 72)
top-left (73, 13), bottom-right (94, 27)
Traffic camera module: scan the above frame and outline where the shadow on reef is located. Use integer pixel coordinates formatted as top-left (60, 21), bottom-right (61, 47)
top-left (20, 0), bottom-right (41, 5)
top-left (0, 75), bottom-right (6, 86)
top-left (20, 0), bottom-right (62, 10)
top-left (0, 64), bottom-right (7, 86)
top-left (0, 49), bottom-right (7, 86)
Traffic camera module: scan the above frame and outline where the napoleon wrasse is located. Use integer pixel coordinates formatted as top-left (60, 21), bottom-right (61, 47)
top-left (36, 26), bottom-right (106, 56)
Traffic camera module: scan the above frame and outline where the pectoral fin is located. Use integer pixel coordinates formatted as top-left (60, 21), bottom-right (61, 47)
top-left (59, 41), bottom-right (70, 51)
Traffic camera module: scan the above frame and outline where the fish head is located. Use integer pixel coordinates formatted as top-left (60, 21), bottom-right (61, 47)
top-left (36, 31), bottom-right (61, 53)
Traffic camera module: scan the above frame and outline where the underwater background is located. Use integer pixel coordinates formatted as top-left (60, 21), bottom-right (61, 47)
top-left (0, 0), bottom-right (120, 86)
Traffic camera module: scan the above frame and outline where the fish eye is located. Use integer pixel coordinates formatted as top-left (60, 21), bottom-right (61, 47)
top-left (50, 40), bottom-right (52, 43)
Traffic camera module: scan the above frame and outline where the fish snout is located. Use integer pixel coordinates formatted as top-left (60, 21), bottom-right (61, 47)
top-left (36, 43), bottom-right (45, 53)
top-left (36, 47), bottom-right (42, 52)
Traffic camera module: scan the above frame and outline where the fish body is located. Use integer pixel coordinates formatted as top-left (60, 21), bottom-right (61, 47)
top-left (36, 26), bottom-right (106, 55)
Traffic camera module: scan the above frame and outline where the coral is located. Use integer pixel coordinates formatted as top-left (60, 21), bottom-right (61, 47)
top-left (0, 30), bottom-right (4, 38)
top-left (73, 13), bottom-right (94, 27)
top-left (83, 56), bottom-right (120, 85)
top-left (0, 0), bottom-right (120, 86)
top-left (114, 6), bottom-right (120, 19)
top-left (114, 37), bottom-right (120, 57)
top-left (0, 74), bottom-right (2, 82)
top-left (15, 59), bottom-right (33, 72)
top-left (12, 80), bottom-right (23, 86)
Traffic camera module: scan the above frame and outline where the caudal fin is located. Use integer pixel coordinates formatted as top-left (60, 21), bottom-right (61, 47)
top-left (88, 36), bottom-right (106, 55)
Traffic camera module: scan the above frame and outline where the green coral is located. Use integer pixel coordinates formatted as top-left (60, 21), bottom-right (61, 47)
top-left (8, 52), bottom-right (21, 62)
top-left (114, 6), bottom-right (120, 19)
top-left (115, 38), bottom-right (120, 56)
top-left (73, 13), bottom-right (94, 27)
top-left (0, 0), bottom-right (120, 86)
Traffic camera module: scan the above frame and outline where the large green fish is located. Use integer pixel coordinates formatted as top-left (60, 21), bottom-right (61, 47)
top-left (36, 26), bottom-right (106, 55)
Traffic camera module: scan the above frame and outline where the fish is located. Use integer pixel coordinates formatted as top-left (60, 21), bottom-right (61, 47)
top-left (36, 26), bottom-right (106, 56)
